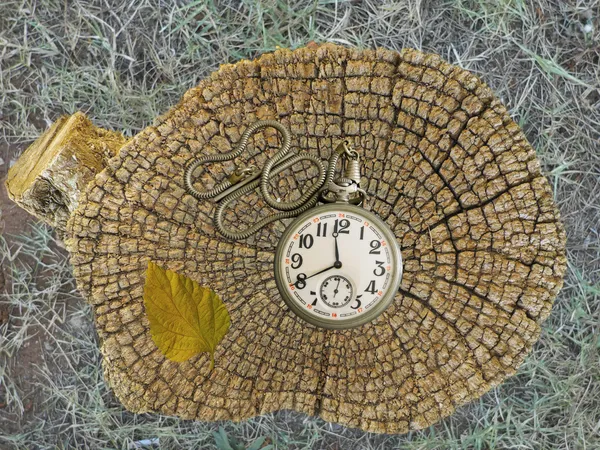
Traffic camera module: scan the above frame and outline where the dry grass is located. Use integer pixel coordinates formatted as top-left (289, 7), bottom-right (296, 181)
top-left (1, 0), bottom-right (599, 449)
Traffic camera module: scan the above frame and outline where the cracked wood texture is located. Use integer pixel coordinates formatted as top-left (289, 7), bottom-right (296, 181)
top-left (6, 111), bottom-right (127, 236)
top-left (63, 43), bottom-right (566, 434)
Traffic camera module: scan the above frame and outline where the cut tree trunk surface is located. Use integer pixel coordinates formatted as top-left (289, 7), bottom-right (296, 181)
top-left (30, 44), bottom-right (566, 434)
top-left (5, 112), bottom-right (127, 238)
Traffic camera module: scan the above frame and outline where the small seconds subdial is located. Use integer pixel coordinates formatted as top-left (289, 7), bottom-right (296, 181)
top-left (320, 275), bottom-right (353, 308)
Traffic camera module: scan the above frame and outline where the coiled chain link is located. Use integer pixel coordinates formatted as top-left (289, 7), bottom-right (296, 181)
top-left (183, 120), bottom-right (358, 240)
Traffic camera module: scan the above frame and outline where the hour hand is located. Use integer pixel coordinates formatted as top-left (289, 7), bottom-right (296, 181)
top-left (303, 265), bottom-right (336, 281)
top-left (293, 264), bottom-right (336, 288)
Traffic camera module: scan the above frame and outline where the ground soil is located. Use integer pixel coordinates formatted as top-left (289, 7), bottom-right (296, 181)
top-left (0, 135), bottom-right (73, 435)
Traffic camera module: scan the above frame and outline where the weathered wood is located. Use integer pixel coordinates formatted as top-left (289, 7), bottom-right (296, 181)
top-left (5, 112), bottom-right (127, 236)
top-left (57, 44), bottom-right (564, 434)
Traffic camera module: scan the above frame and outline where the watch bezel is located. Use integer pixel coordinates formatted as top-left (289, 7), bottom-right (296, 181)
top-left (274, 202), bottom-right (403, 330)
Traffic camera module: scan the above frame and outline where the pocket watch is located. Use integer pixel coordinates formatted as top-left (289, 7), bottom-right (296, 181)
top-left (184, 120), bottom-right (403, 329)
top-left (274, 201), bottom-right (402, 329)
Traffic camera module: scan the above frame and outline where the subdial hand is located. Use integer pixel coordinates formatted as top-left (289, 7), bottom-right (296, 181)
top-left (334, 278), bottom-right (341, 297)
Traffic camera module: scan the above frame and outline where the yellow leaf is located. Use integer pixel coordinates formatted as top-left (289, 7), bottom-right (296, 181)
top-left (142, 261), bottom-right (230, 369)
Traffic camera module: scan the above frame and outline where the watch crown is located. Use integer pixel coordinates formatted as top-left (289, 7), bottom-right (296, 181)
top-left (319, 178), bottom-right (365, 205)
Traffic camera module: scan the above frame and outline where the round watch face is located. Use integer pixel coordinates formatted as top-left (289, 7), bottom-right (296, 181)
top-left (274, 203), bottom-right (403, 329)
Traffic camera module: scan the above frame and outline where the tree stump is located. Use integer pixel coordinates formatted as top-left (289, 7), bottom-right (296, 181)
top-left (20, 43), bottom-right (566, 434)
top-left (5, 112), bottom-right (127, 237)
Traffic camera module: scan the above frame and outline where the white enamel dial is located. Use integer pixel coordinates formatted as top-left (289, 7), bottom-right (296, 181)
top-left (274, 203), bottom-right (403, 329)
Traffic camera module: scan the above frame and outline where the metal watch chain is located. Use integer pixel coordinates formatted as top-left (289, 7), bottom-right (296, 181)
top-left (183, 120), bottom-right (367, 240)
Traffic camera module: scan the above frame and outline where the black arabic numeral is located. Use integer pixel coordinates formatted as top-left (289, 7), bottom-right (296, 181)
top-left (316, 222), bottom-right (327, 237)
top-left (365, 280), bottom-right (377, 294)
top-left (299, 234), bottom-right (314, 249)
top-left (295, 273), bottom-right (307, 289)
top-left (351, 295), bottom-right (362, 310)
top-left (360, 227), bottom-right (365, 240)
top-left (369, 240), bottom-right (381, 254)
top-left (333, 219), bottom-right (350, 234)
top-left (291, 253), bottom-right (303, 269)
top-left (373, 260), bottom-right (385, 276)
